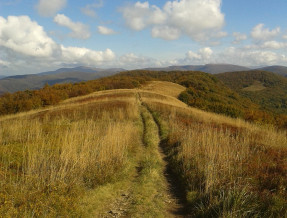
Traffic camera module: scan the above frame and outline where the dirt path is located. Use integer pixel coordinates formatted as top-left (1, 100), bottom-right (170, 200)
top-left (138, 92), bottom-right (188, 217)
top-left (102, 92), bottom-right (188, 217)
top-left (145, 108), bottom-right (189, 217)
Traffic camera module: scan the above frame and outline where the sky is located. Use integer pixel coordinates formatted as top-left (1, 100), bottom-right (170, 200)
top-left (1, 0), bottom-right (287, 75)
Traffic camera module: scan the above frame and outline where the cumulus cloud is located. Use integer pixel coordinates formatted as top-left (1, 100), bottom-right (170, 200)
top-left (261, 41), bottom-right (287, 50)
top-left (81, 0), bottom-right (103, 17)
top-left (120, 2), bottom-right (151, 31)
top-left (98, 26), bottom-right (116, 35)
top-left (116, 53), bottom-right (177, 69)
top-left (151, 26), bottom-right (181, 40)
top-left (120, 0), bottom-right (225, 41)
top-left (0, 16), bottom-right (59, 57)
top-left (251, 23), bottom-right (280, 41)
top-left (61, 47), bottom-right (115, 64)
top-left (0, 59), bottom-right (10, 67)
top-left (54, 14), bottom-right (91, 39)
top-left (0, 16), bottom-right (115, 74)
top-left (185, 47), bottom-right (213, 63)
top-left (36, 0), bottom-right (66, 17)
top-left (118, 53), bottom-right (157, 68)
top-left (232, 32), bottom-right (247, 44)
top-left (244, 40), bottom-right (287, 50)
top-left (212, 47), bottom-right (287, 66)
top-left (176, 46), bottom-right (287, 67)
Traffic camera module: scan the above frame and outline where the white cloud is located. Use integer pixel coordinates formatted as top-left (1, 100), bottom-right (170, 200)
top-left (36, 0), bottom-right (66, 17)
top-left (98, 26), bottom-right (116, 35)
top-left (0, 59), bottom-right (10, 67)
top-left (0, 16), bottom-right (115, 74)
top-left (213, 47), bottom-right (287, 66)
top-left (261, 41), bottom-right (287, 50)
top-left (244, 40), bottom-right (287, 50)
top-left (0, 16), bottom-right (59, 57)
top-left (177, 46), bottom-right (287, 67)
top-left (116, 53), bottom-right (176, 69)
top-left (120, 2), bottom-right (151, 31)
top-left (151, 26), bottom-right (181, 40)
top-left (232, 32), bottom-right (247, 44)
top-left (120, 0), bottom-right (225, 41)
top-left (118, 53), bottom-right (155, 68)
top-left (61, 46), bottom-right (115, 64)
top-left (81, 0), bottom-right (103, 17)
top-left (251, 23), bottom-right (280, 41)
top-left (54, 14), bottom-right (90, 39)
top-left (185, 47), bottom-right (213, 63)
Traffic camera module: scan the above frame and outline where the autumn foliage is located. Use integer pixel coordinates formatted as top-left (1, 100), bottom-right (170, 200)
top-left (1, 70), bottom-right (287, 128)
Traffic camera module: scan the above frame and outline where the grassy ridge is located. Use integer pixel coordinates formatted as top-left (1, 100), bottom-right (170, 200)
top-left (142, 94), bottom-right (287, 217)
top-left (0, 91), bottom-right (141, 216)
top-left (0, 82), bottom-right (286, 216)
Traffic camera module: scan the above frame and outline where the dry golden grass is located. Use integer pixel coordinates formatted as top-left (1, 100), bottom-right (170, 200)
top-left (141, 81), bottom-right (186, 98)
top-left (144, 97), bottom-right (287, 217)
top-left (1, 81), bottom-right (286, 216)
top-left (0, 90), bottom-right (141, 216)
top-left (139, 90), bottom-right (187, 109)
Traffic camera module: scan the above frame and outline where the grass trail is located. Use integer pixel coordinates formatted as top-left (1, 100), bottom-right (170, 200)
top-left (125, 92), bottom-right (187, 217)
top-left (78, 91), bottom-right (186, 217)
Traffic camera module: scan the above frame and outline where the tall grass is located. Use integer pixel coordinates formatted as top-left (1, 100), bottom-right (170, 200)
top-left (144, 98), bottom-right (287, 217)
top-left (1, 85), bottom-right (287, 216)
top-left (0, 94), bottom-right (140, 216)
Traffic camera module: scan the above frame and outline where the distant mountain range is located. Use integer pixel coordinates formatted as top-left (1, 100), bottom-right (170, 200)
top-left (256, 65), bottom-right (287, 77)
top-left (1, 64), bottom-right (287, 94)
top-left (0, 67), bottom-right (125, 94)
top-left (145, 64), bottom-right (287, 76)
top-left (144, 64), bottom-right (251, 74)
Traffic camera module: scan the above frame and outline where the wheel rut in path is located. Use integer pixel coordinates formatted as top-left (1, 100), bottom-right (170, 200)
top-left (138, 92), bottom-right (189, 217)
top-left (104, 92), bottom-right (189, 217)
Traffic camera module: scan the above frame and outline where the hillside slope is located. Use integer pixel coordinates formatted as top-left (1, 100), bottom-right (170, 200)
top-left (256, 65), bottom-right (287, 77)
top-left (0, 82), bottom-right (286, 217)
top-left (216, 70), bottom-right (287, 114)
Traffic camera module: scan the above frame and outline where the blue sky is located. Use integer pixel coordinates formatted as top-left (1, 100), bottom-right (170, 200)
top-left (1, 0), bottom-right (287, 75)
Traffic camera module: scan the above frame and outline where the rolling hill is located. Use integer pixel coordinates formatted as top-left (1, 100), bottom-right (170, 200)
top-left (2, 69), bottom-right (287, 127)
top-left (256, 65), bottom-right (287, 77)
top-left (0, 81), bottom-right (286, 217)
top-left (216, 70), bottom-right (287, 115)
top-left (3, 64), bottom-right (287, 95)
